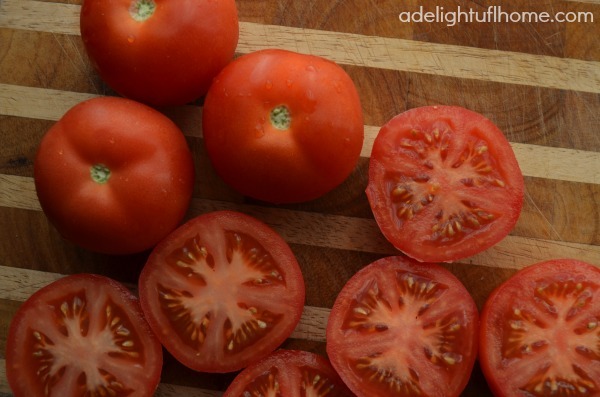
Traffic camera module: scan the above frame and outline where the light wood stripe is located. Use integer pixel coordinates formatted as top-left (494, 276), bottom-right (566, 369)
top-left (0, 265), bottom-right (329, 343)
top-left (1, 0), bottom-right (599, 93)
top-left (1, 84), bottom-right (598, 185)
top-left (1, 174), bottom-right (599, 269)
top-left (0, 358), bottom-right (222, 397)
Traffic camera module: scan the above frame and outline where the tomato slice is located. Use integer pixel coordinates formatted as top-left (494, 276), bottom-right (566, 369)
top-left (6, 274), bottom-right (163, 397)
top-left (479, 259), bottom-right (600, 396)
top-left (223, 349), bottom-right (354, 396)
top-left (138, 210), bottom-right (306, 373)
top-left (326, 256), bottom-right (479, 397)
top-left (366, 105), bottom-right (524, 263)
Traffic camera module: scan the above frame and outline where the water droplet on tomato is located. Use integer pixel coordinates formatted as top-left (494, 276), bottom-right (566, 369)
top-left (286, 79), bottom-right (293, 87)
top-left (265, 80), bottom-right (273, 90)
top-left (333, 80), bottom-right (343, 93)
top-left (127, 35), bottom-right (135, 44)
top-left (306, 65), bottom-right (316, 72)
top-left (254, 123), bottom-right (265, 138)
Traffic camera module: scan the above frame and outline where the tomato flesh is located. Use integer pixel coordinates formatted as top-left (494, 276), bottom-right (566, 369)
top-left (366, 105), bottom-right (524, 263)
top-left (6, 274), bottom-right (163, 397)
top-left (139, 211), bottom-right (306, 373)
top-left (326, 256), bottom-right (479, 397)
top-left (223, 349), bottom-right (353, 396)
top-left (480, 259), bottom-right (600, 397)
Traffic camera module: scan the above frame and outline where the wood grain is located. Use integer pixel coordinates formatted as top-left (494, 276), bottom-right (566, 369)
top-left (1, 0), bottom-right (599, 395)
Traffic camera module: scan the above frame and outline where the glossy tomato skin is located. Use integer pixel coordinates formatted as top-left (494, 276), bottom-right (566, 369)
top-left (202, 49), bottom-right (364, 204)
top-left (139, 210), bottom-right (306, 373)
top-left (224, 349), bottom-right (354, 397)
top-left (34, 96), bottom-right (195, 255)
top-left (80, 0), bottom-right (239, 106)
top-left (366, 105), bottom-right (524, 263)
top-left (6, 273), bottom-right (163, 397)
top-left (479, 259), bottom-right (600, 397)
top-left (326, 256), bottom-right (479, 397)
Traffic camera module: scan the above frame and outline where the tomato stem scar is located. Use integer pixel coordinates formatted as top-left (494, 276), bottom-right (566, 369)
top-left (270, 105), bottom-right (291, 130)
top-left (129, 0), bottom-right (156, 22)
top-left (90, 164), bottom-right (111, 184)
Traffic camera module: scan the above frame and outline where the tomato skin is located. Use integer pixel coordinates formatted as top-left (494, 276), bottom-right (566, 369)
top-left (80, 0), bottom-right (239, 106)
top-left (223, 349), bottom-right (354, 396)
top-left (479, 259), bottom-right (600, 397)
top-left (139, 210), bottom-right (306, 373)
top-left (366, 105), bottom-right (524, 263)
top-left (326, 256), bottom-right (479, 397)
top-left (6, 273), bottom-right (163, 397)
top-left (202, 49), bottom-right (364, 204)
top-left (34, 96), bottom-right (195, 255)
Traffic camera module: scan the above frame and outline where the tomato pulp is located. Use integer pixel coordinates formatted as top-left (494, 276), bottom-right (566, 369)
top-left (34, 96), bottom-right (195, 255)
top-left (326, 256), bottom-right (479, 397)
top-left (202, 49), bottom-right (364, 204)
top-left (480, 259), bottom-right (600, 396)
top-left (223, 349), bottom-right (354, 396)
top-left (366, 105), bottom-right (524, 263)
top-left (80, 0), bottom-right (239, 106)
top-left (6, 274), bottom-right (163, 397)
top-left (138, 211), bottom-right (306, 373)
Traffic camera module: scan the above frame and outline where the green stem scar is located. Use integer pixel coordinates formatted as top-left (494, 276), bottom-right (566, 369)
top-left (129, 0), bottom-right (156, 22)
top-left (270, 105), bottom-right (291, 130)
top-left (90, 164), bottom-right (111, 184)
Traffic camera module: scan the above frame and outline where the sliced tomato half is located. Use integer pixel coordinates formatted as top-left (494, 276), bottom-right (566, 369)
top-left (366, 105), bottom-right (524, 263)
top-left (138, 210), bottom-right (306, 373)
top-left (480, 259), bottom-right (600, 396)
top-left (326, 256), bottom-right (479, 397)
top-left (6, 274), bottom-right (163, 397)
top-left (223, 349), bottom-right (354, 396)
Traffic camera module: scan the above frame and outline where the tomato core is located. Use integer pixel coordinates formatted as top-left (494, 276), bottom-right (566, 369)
top-left (129, 0), bottom-right (156, 22)
top-left (90, 164), bottom-right (111, 184)
top-left (270, 105), bottom-right (291, 130)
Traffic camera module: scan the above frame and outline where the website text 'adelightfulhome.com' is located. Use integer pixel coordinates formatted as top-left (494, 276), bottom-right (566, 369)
top-left (399, 6), bottom-right (595, 27)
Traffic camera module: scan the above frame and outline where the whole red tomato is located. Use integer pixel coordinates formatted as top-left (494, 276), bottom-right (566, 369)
top-left (80, 0), bottom-right (239, 106)
top-left (202, 49), bottom-right (364, 204)
top-left (34, 96), bottom-right (195, 255)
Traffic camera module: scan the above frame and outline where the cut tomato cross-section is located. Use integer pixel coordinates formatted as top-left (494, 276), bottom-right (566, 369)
top-left (139, 210), bottom-right (306, 373)
top-left (366, 105), bottom-right (524, 263)
top-left (6, 274), bottom-right (163, 397)
top-left (326, 256), bottom-right (479, 397)
top-left (480, 259), bottom-right (600, 397)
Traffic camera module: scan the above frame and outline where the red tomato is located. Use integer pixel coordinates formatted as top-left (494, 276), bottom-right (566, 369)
top-left (326, 256), bottom-right (479, 397)
top-left (138, 210), bottom-right (306, 373)
top-left (6, 273), bottom-right (163, 397)
top-left (202, 49), bottom-right (364, 204)
top-left (479, 259), bottom-right (600, 397)
top-left (80, 0), bottom-right (239, 106)
top-left (34, 96), bottom-right (195, 255)
top-left (366, 105), bottom-right (524, 263)
top-left (223, 349), bottom-right (354, 396)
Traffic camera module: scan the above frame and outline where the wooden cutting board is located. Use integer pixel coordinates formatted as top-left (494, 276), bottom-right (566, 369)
top-left (0, 0), bottom-right (599, 395)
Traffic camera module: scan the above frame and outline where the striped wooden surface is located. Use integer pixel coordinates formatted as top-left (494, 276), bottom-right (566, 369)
top-left (1, 0), bottom-right (599, 395)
